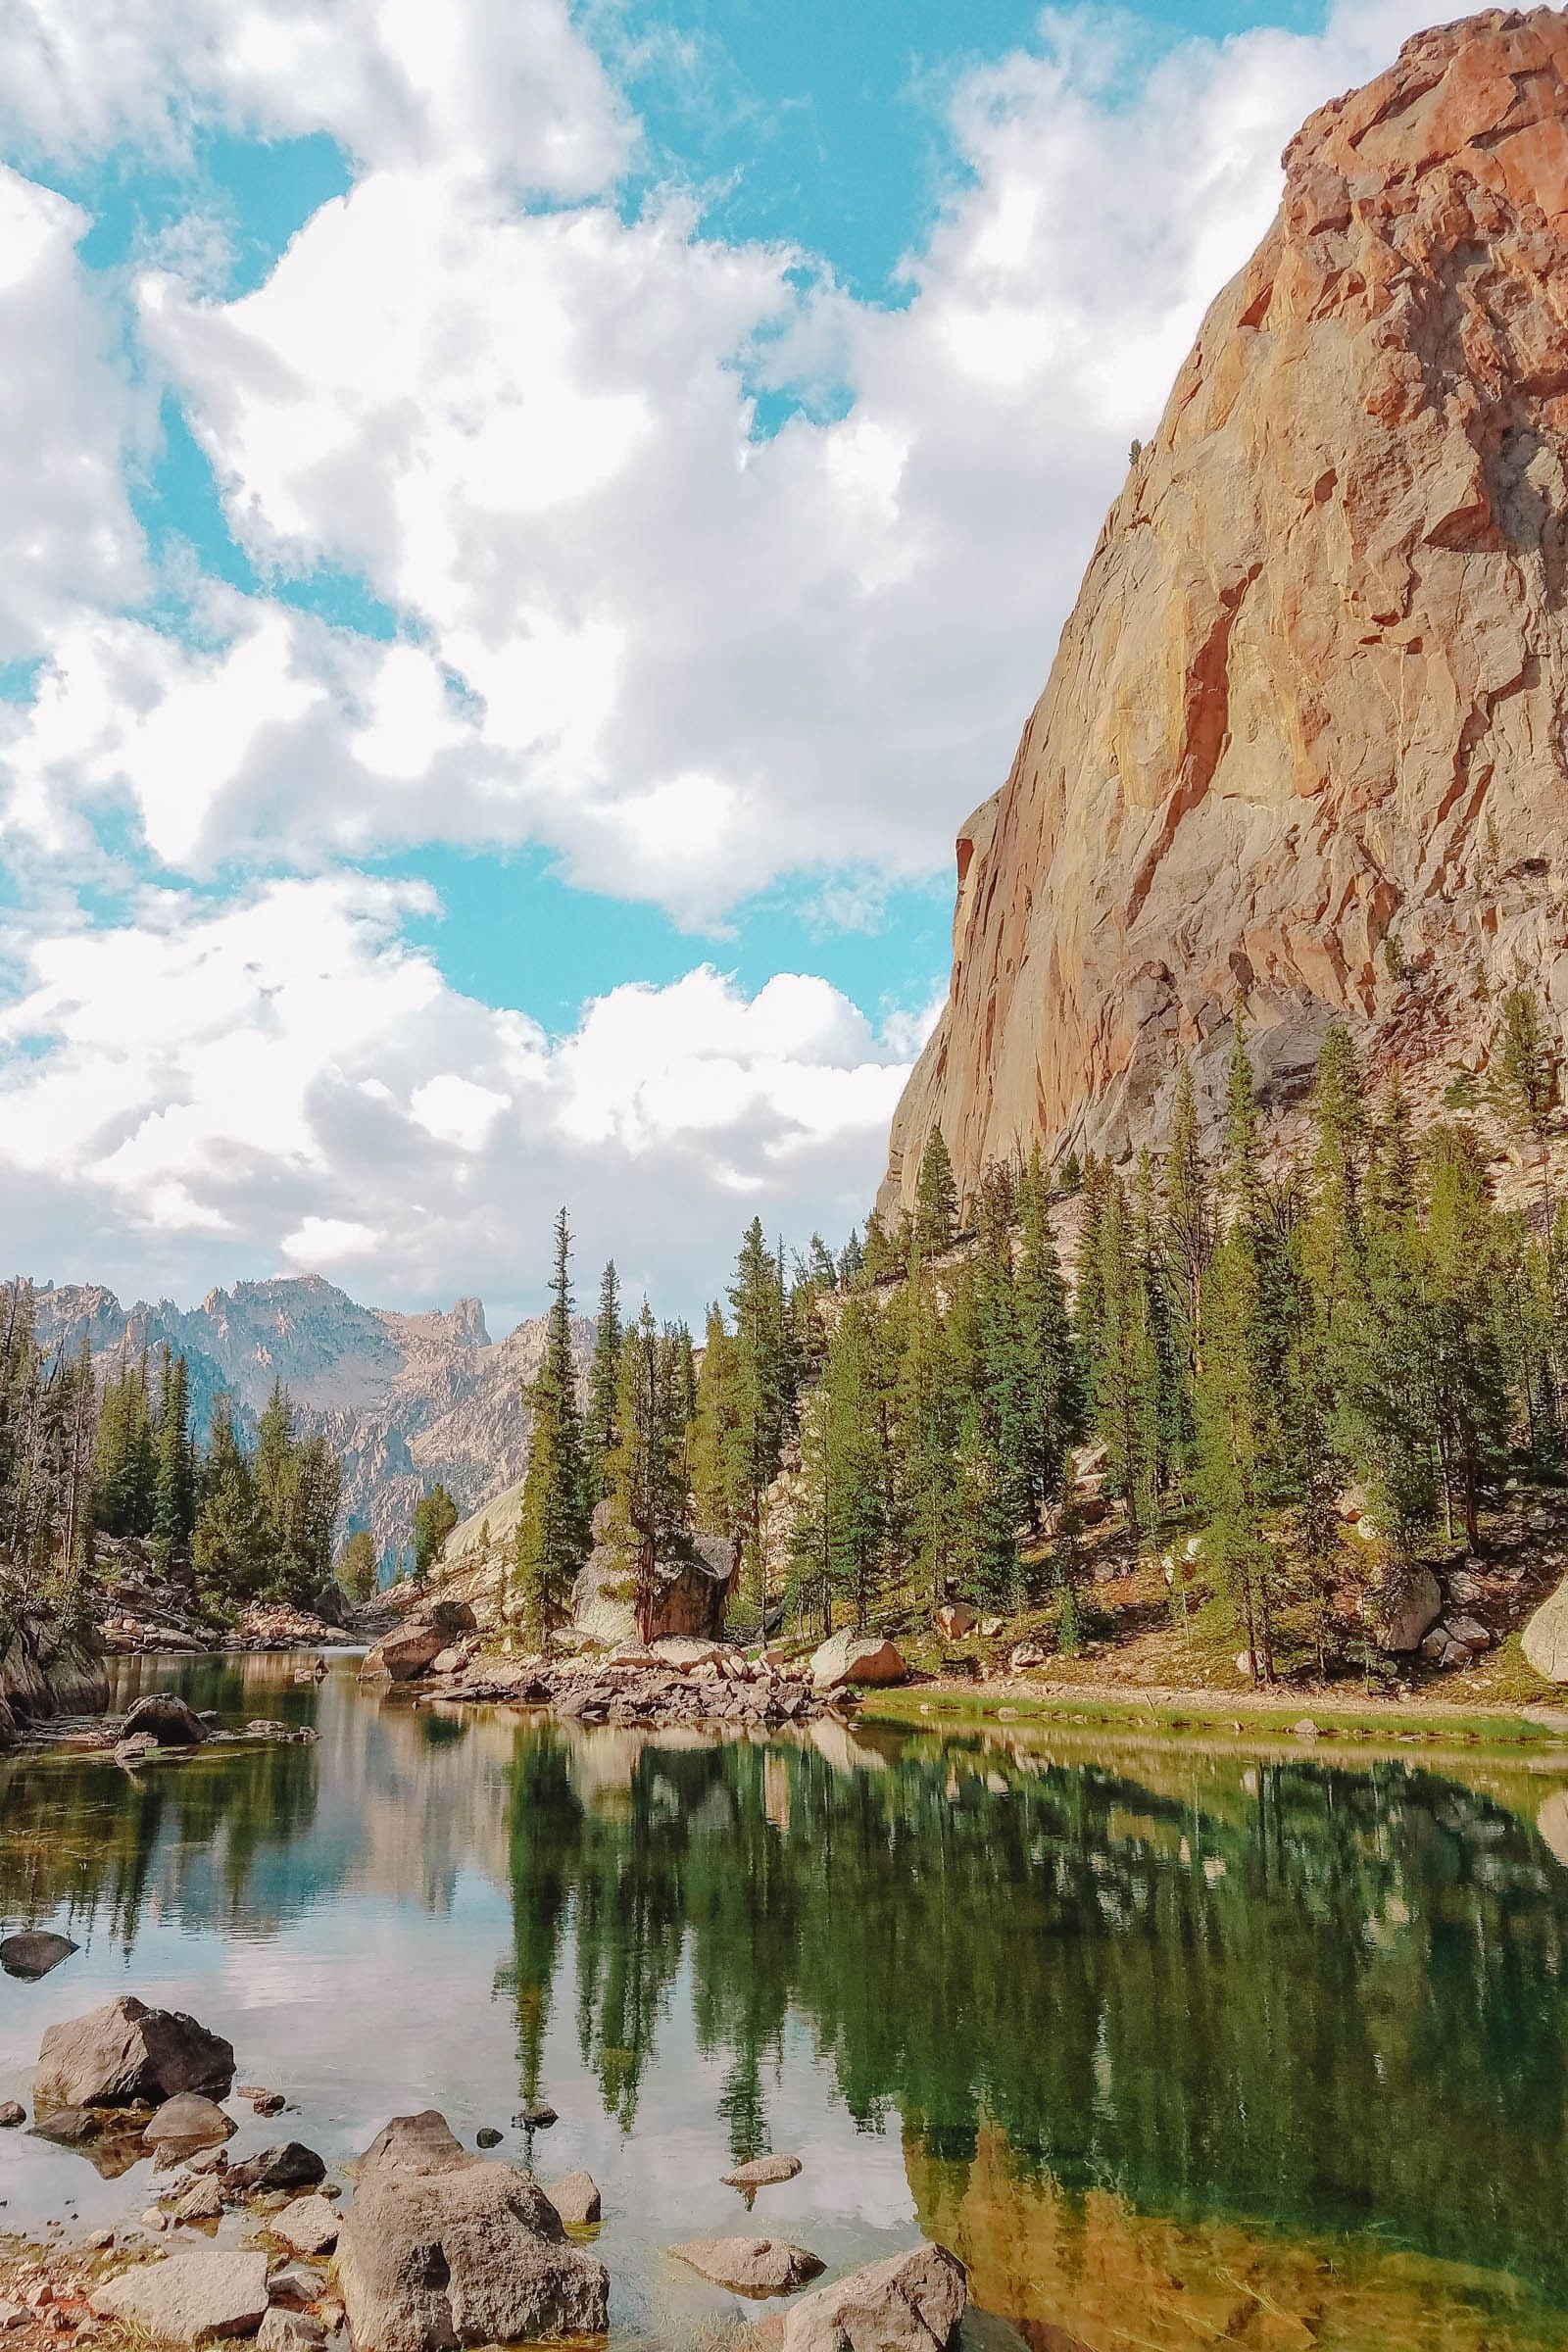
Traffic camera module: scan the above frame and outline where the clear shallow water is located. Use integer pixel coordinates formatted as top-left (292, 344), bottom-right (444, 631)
top-left (4, 1657), bottom-right (1568, 2351)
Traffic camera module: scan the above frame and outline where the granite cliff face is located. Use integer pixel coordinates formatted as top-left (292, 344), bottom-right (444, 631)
top-left (886, 7), bottom-right (1568, 1207)
top-left (28, 1275), bottom-right (589, 1567)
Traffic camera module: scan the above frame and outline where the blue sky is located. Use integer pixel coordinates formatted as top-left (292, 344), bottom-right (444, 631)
top-left (0, 0), bottom-right (1438, 1318)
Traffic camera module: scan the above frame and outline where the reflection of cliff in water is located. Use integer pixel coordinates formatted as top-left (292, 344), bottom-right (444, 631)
top-left (0, 1661), bottom-right (518, 1943)
top-left (908, 2123), bottom-right (1568, 2352)
top-left (503, 1721), bottom-right (1568, 2306)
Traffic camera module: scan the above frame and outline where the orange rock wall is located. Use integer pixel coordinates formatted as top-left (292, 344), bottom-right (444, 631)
top-left (885, 7), bottom-right (1568, 1208)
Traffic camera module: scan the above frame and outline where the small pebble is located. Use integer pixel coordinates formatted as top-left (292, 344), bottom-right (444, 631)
top-left (475, 2129), bottom-right (503, 2150)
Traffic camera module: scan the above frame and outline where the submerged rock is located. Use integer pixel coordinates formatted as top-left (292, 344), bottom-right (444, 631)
top-left (144, 2094), bottom-right (235, 2148)
top-left (723, 2155), bottom-right (803, 2190)
top-left (0, 1929), bottom-right (78, 1980)
top-left (336, 2107), bottom-right (609, 2352)
top-left (89, 2250), bottom-right (270, 2344)
top-left (672, 2238), bottom-right (824, 2295)
top-left (35, 1996), bottom-right (234, 2113)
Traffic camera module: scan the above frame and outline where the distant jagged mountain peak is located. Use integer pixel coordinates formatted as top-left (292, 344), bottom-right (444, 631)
top-left (21, 1273), bottom-right (585, 1567)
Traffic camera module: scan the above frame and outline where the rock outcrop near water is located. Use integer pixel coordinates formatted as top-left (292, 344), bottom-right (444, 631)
top-left (885, 8), bottom-right (1568, 1206)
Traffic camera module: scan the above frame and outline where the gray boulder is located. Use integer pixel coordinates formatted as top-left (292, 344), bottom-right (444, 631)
top-left (336, 2108), bottom-right (609, 2352)
top-left (543, 2172), bottom-right (600, 2228)
top-left (672, 2238), bottom-right (824, 2295)
top-left (0, 1930), bottom-right (78, 1980)
top-left (782, 2245), bottom-right (966, 2352)
top-left (1371, 1569), bottom-right (1443, 1654)
top-left (122, 1694), bottom-right (210, 1747)
top-left (1525, 1575), bottom-right (1568, 1682)
top-left (35, 1996), bottom-right (235, 2113)
top-left (88, 2251), bottom-right (270, 2344)
top-left (225, 2143), bottom-right (325, 2194)
top-left (258, 2313), bottom-right (325, 2352)
top-left (808, 1634), bottom-right (907, 1690)
top-left (271, 2196), bottom-right (340, 2257)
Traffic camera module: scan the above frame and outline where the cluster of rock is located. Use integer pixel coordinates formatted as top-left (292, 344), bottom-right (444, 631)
top-left (16, 1991), bottom-right (968, 2352)
top-left (408, 1628), bottom-right (909, 1731)
top-left (10, 1692), bottom-right (319, 1768)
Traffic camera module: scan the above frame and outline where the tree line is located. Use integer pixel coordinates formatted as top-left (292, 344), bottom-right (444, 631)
top-left (0, 1292), bottom-right (343, 1627)
top-left (513, 979), bottom-right (1568, 1679)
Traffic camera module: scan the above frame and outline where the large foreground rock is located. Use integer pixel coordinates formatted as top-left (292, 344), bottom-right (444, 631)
top-left (34, 1996), bottom-right (234, 2113)
top-left (0, 1930), bottom-right (78, 1980)
top-left (336, 2110), bottom-right (609, 2352)
top-left (1524, 1576), bottom-right (1568, 1683)
top-left (809, 1633), bottom-right (907, 1690)
top-left (673, 2238), bottom-right (824, 2295)
top-left (144, 2093), bottom-right (235, 2147)
top-left (783, 2245), bottom-right (966, 2352)
top-left (880, 9), bottom-right (1568, 1203)
top-left (89, 2251), bottom-right (270, 2343)
top-left (572, 1507), bottom-right (734, 1647)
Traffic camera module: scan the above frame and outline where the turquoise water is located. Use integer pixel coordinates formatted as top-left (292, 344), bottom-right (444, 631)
top-left (4, 1655), bottom-right (1568, 2350)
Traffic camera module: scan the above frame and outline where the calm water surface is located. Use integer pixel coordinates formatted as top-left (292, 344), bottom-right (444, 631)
top-left (4, 1655), bottom-right (1568, 2352)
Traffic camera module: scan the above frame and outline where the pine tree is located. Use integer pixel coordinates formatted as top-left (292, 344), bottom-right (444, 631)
top-left (92, 1348), bottom-right (156, 1538)
top-left (1490, 980), bottom-right (1557, 1220)
top-left (1162, 1061), bottom-right (1211, 1486)
top-left (609, 1306), bottom-right (692, 1642)
top-left (1093, 1172), bottom-right (1157, 1544)
top-left (914, 1129), bottom-right (958, 1259)
top-left (820, 1295), bottom-right (888, 1629)
top-left (691, 1304), bottom-right (744, 1549)
top-left (1195, 1228), bottom-right (1277, 1680)
top-left (150, 1348), bottom-right (195, 1574)
top-left (726, 1218), bottom-right (794, 1622)
top-left (895, 1245), bottom-right (959, 1606)
top-left (514, 1208), bottom-right (591, 1640)
top-left (584, 1261), bottom-right (623, 1502)
top-left (1015, 1146), bottom-right (1080, 1534)
top-left (413, 1483), bottom-right (460, 1579)
top-left (340, 1526), bottom-right (379, 1602)
top-left (192, 1395), bottom-right (261, 1606)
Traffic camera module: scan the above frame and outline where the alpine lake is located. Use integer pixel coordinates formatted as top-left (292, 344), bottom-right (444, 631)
top-left (5, 1655), bottom-right (1568, 2352)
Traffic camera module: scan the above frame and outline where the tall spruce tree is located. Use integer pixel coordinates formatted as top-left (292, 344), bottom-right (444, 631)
top-left (150, 1348), bottom-right (195, 1574)
top-left (914, 1129), bottom-right (958, 1260)
top-left (726, 1218), bottom-right (794, 1621)
top-left (584, 1261), bottom-right (623, 1502)
top-left (610, 1306), bottom-right (692, 1642)
top-left (1015, 1146), bottom-right (1080, 1536)
top-left (514, 1208), bottom-right (591, 1639)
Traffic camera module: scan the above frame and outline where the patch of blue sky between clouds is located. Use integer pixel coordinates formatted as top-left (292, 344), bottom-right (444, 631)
top-left (587, 0), bottom-right (1330, 312)
top-left (380, 844), bottom-right (951, 1037)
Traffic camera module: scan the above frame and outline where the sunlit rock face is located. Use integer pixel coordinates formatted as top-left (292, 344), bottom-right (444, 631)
top-left (886, 7), bottom-right (1568, 1205)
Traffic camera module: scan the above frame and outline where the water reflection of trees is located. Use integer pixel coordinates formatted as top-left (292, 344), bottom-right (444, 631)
top-left (503, 1724), bottom-right (1568, 2302)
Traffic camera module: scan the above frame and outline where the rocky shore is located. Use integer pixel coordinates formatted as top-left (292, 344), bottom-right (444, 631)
top-left (0, 1994), bottom-right (969, 2352)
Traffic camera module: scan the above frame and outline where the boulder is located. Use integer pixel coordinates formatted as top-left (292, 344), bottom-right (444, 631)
top-left (0, 2102), bottom-right (24, 2128)
top-left (1524, 1575), bottom-right (1568, 1682)
top-left (543, 2172), bottom-right (601, 2228)
top-left (781, 2245), bottom-right (966, 2352)
top-left (651, 1638), bottom-right (723, 1670)
top-left (808, 1634), bottom-right (906, 1691)
top-left (933, 1606), bottom-right (975, 1641)
top-left (0, 1929), bottom-right (78, 1980)
top-left (672, 2239), bottom-right (825, 2296)
top-left (363, 1626), bottom-right (447, 1682)
top-left (170, 2177), bottom-right (225, 2226)
top-left (272, 2196), bottom-right (339, 2257)
top-left (1006, 1643), bottom-right (1046, 1674)
top-left (226, 2144), bottom-right (326, 2194)
top-left (335, 2108), bottom-right (609, 2352)
top-left (425, 1600), bottom-right (477, 1639)
top-left (573, 1534), bottom-right (734, 1647)
top-left (144, 2095), bottom-right (235, 2148)
top-left (1372, 1570), bottom-right (1443, 1654)
top-left (723, 2154), bottom-right (803, 2190)
top-left (122, 1694), bottom-right (210, 1747)
top-left (258, 2313), bottom-right (325, 2352)
top-left (89, 2251), bottom-right (270, 2344)
top-left (1446, 1613), bottom-right (1492, 1653)
top-left (35, 1997), bottom-right (235, 2113)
